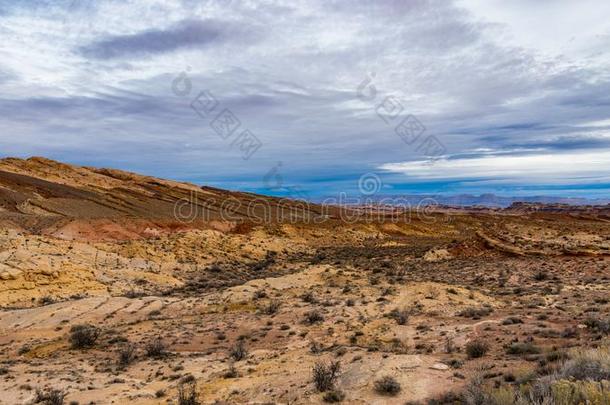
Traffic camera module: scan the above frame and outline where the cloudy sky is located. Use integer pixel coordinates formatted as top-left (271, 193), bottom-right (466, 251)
top-left (1, 0), bottom-right (609, 199)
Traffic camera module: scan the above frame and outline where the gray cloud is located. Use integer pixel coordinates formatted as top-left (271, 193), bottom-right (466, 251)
top-left (78, 19), bottom-right (244, 59)
top-left (0, 0), bottom-right (609, 198)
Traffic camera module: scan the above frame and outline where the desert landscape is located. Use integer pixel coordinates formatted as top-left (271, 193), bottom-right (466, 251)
top-left (0, 157), bottom-right (608, 404)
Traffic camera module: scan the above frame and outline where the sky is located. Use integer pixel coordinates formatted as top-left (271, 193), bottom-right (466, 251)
top-left (0, 0), bottom-right (609, 199)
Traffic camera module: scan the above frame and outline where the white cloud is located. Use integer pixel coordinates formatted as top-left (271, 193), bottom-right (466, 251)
top-left (380, 151), bottom-right (610, 184)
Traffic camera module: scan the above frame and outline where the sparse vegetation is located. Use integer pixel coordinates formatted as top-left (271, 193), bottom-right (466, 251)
top-left (387, 307), bottom-right (410, 325)
top-left (374, 376), bottom-right (401, 396)
top-left (229, 340), bottom-right (248, 361)
top-left (323, 389), bottom-right (346, 402)
top-left (69, 324), bottom-right (100, 349)
top-left (506, 342), bottom-right (541, 355)
top-left (261, 300), bottom-right (281, 315)
top-left (304, 309), bottom-right (325, 324)
top-left (117, 343), bottom-right (136, 366)
top-left (458, 306), bottom-right (493, 319)
top-left (177, 380), bottom-right (200, 405)
top-left (144, 337), bottom-right (167, 358)
top-left (1, 161), bottom-right (608, 405)
top-left (466, 340), bottom-right (489, 359)
top-left (34, 388), bottom-right (65, 405)
top-left (312, 361), bottom-right (341, 392)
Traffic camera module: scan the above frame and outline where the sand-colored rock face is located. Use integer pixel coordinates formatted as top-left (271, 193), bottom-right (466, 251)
top-left (0, 158), bottom-right (608, 404)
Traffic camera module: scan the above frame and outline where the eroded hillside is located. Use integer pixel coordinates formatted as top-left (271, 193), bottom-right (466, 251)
top-left (0, 158), bottom-right (608, 404)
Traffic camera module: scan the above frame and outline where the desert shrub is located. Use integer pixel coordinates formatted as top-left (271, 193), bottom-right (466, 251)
top-left (373, 376), bottom-right (401, 396)
top-left (34, 388), bottom-right (65, 405)
top-left (462, 375), bottom-right (488, 405)
top-left (310, 340), bottom-right (324, 354)
top-left (261, 300), bottom-right (281, 315)
top-left (388, 307), bottom-right (410, 325)
top-left (69, 324), bottom-right (100, 349)
top-left (229, 340), bottom-right (248, 361)
top-left (502, 317), bottom-right (523, 325)
top-left (584, 316), bottom-right (610, 335)
top-left (312, 361), bottom-right (341, 392)
top-left (252, 289), bottom-right (267, 299)
top-left (545, 350), bottom-right (567, 363)
top-left (486, 386), bottom-right (517, 405)
top-left (457, 306), bottom-right (493, 319)
top-left (560, 327), bottom-right (578, 338)
top-left (444, 337), bottom-right (456, 354)
top-left (301, 291), bottom-right (317, 303)
top-left (323, 389), bottom-right (345, 402)
top-left (145, 337), bottom-right (167, 358)
top-left (550, 379), bottom-right (610, 405)
top-left (465, 340), bottom-right (489, 359)
top-left (117, 343), bottom-right (136, 367)
top-left (533, 270), bottom-right (548, 281)
top-left (560, 347), bottom-right (610, 381)
top-left (426, 391), bottom-right (463, 404)
top-left (177, 380), bottom-right (200, 405)
top-left (304, 310), bottom-right (325, 324)
top-left (505, 342), bottom-right (541, 356)
top-left (223, 362), bottom-right (239, 378)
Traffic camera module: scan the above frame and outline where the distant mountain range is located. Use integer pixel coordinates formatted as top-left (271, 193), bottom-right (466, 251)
top-left (320, 193), bottom-right (610, 208)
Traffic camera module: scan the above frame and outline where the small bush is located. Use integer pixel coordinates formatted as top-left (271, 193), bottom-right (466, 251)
top-left (229, 340), bottom-right (248, 361)
top-left (301, 291), bottom-right (317, 303)
top-left (310, 340), bottom-right (324, 354)
top-left (323, 389), bottom-right (345, 402)
top-left (388, 308), bottom-right (410, 325)
top-left (304, 310), bottom-right (325, 324)
top-left (534, 270), bottom-right (548, 281)
top-left (312, 361), bottom-right (341, 392)
top-left (505, 342), bottom-right (541, 356)
top-left (69, 324), bottom-right (100, 349)
top-left (145, 337), bottom-right (167, 358)
top-left (261, 300), bottom-right (281, 315)
top-left (177, 380), bottom-right (200, 405)
top-left (584, 317), bottom-right (610, 335)
top-left (457, 306), bottom-right (493, 319)
top-left (465, 340), bottom-right (489, 359)
top-left (34, 388), bottom-right (65, 405)
top-left (117, 343), bottom-right (136, 366)
top-left (252, 289), bottom-right (267, 299)
top-left (374, 376), bottom-right (401, 396)
top-left (560, 347), bottom-right (610, 381)
top-left (223, 362), bottom-right (239, 378)
top-left (501, 317), bottom-right (523, 325)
